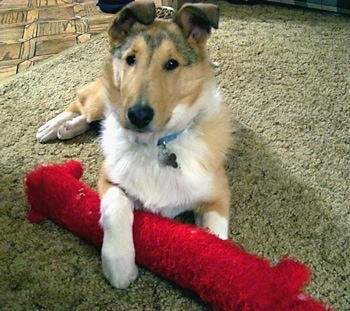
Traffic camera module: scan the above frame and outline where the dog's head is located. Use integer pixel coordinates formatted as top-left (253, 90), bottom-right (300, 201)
top-left (103, 1), bottom-right (220, 137)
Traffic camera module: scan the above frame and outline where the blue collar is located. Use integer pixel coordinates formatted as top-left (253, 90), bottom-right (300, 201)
top-left (157, 129), bottom-right (185, 146)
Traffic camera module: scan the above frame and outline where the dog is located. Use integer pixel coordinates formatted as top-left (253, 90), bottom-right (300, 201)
top-left (38, 2), bottom-right (232, 289)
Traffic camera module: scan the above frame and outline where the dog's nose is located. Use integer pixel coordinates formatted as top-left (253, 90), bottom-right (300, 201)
top-left (127, 104), bottom-right (154, 129)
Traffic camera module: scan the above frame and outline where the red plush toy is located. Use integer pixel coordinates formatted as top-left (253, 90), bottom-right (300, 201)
top-left (25, 160), bottom-right (331, 311)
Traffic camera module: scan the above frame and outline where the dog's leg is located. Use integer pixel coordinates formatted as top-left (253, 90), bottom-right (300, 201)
top-left (36, 110), bottom-right (83, 143)
top-left (195, 169), bottom-right (230, 240)
top-left (36, 79), bottom-right (104, 143)
top-left (57, 114), bottom-right (90, 140)
top-left (196, 208), bottom-right (229, 240)
top-left (36, 98), bottom-right (90, 143)
top-left (99, 169), bottom-right (138, 289)
top-left (100, 187), bottom-right (138, 289)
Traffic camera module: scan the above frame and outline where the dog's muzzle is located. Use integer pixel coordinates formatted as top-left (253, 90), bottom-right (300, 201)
top-left (127, 104), bottom-right (154, 131)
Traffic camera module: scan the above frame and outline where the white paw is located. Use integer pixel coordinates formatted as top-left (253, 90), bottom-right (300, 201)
top-left (36, 111), bottom-right (80, 143)
top-left (197, 211), bottom-right (229, 240)
top-left (100, 187), bottom-right (137, 289)
top-left (36, 120), bottom-right (60, 143)
top-left (57, 115), bottom-right (90, 140)
top-left (101, 249), bottom-right (138, 289)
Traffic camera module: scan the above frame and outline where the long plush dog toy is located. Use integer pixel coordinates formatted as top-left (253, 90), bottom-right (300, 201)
top-left (25, 160), bottom-right (330, 311)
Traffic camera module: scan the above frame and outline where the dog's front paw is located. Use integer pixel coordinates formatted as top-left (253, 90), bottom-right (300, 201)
top-left (101, 251), bottom-right (138, 289)
top-left (36, 119), bottom-right (60, 143)
top-left (36, 111), bottom-right (80, 143)
top-left (57, 115), bottom-right (90, 140)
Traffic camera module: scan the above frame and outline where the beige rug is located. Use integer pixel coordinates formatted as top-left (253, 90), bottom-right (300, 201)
top-left (0, 1), bottom-right (349, 310)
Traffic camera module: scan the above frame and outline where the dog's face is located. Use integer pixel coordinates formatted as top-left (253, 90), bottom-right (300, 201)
top-left (103, 2), bottom-right (219, 135)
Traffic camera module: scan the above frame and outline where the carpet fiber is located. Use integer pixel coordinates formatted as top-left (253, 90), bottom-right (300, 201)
top-left (0, 1), bottom-right (349, 310)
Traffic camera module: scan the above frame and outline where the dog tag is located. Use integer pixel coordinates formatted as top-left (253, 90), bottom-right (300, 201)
top-left (157, 143), bottom-right (179, 168)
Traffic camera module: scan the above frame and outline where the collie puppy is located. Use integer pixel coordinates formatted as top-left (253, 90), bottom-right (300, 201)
top-left (40, 2), bottom-right (232, 289)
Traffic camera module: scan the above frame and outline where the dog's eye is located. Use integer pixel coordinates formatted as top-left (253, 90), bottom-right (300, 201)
top-left (164, 59), bottom-right (179, 71)
top-left (126, 55), bottom-right (136, 66)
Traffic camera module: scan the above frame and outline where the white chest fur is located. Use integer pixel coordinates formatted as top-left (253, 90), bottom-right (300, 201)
top-left (101, 114), bottom-right (214, 218)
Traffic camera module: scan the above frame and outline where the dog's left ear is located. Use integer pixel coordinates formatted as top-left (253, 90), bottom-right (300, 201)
top-left (173, 3), bottom-right (219, 45)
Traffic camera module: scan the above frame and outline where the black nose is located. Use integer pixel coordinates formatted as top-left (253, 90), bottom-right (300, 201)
top-left (127, 104), bottom-right (154, 129)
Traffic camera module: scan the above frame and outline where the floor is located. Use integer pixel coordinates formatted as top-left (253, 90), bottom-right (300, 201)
top-left (0, 0), bottom-right (112, 81)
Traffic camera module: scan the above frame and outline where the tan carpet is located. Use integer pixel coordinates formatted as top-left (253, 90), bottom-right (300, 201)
top-left (0, 1), bottom-right (349, 310)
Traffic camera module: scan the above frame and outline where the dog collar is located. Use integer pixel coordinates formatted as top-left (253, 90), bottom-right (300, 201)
top-left (157, 129), bottom-right (185, 146)
top-left (156, 129), bottom-right (185, 169)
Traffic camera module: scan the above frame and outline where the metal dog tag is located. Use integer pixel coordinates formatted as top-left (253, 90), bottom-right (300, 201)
top-left (157, 143), bottom-right (179, 169)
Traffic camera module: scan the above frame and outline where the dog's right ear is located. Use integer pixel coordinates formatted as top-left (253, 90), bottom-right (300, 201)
top-left (173, 3), bottom-right (219, 47)
top-left (108, 1), bottom-right (156, 42)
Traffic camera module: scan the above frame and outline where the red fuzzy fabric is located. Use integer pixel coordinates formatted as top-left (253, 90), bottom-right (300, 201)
top-left (25, 160), bottom-right (331, 311)
top-left (26, 160), bottom-right (103, 246)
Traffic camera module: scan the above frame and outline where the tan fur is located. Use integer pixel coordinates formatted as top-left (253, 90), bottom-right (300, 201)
top-left (97, 162), bottom-right (113, 197)
top-left (196, 106), bottom-right (232, 219)
top-left (197, 105), bottom-right (232, 171)
top-left (102, 21), bottom-right (213, 131)
top-left (196, 167), bottom-right (231, 219)
top-left (65, 79), bottom-right (105, 123)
